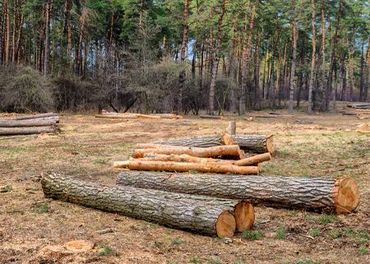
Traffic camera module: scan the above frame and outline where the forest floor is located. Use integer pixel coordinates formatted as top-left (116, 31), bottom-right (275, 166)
top-left (0, 109), bottom-right (369, 264)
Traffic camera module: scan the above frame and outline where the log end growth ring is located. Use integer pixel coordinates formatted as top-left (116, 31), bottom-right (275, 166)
top-left (215, 211), bottom-right (236, 238)
top-left (234, 201), bottom-right (255, 232)
top-left (334, 177), bottom-right (360, 214)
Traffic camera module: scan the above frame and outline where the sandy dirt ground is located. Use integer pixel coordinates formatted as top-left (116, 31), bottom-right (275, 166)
top-left (0, 111), bottom-right (369, 264)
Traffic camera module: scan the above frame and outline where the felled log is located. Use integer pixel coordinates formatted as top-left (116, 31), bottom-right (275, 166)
top-left (133, 144), bottom-right (242, 159)
top-left (234, 153), bottom-right (271, 166)
top-left (124, 152), bottom-right (270, 166)
top-left (116, 171), bottom-right (360, 214)
top-left (0, 118), bottom-right (58, 127)
top-left (41, 173), bottom-right (255, 237)
top-left (0, 126), bottom-right (56, 135)
top-left (15, 112), bottom-right (58, 120)
top-left (199, 115), bottom-right (223, 119)
top-left (136, 153), bottom-right (235, 165)
top-left (115, 160), bottom-right (259, 175)
top-left (153, 134), bottom-right (274, 154)
top-left (347, 103), bottom-right (370, 109)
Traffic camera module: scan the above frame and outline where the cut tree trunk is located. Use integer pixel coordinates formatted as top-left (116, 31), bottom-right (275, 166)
top-left (133, 145), bottom-right (243, 159)
top-left (116, 160), bottom-right (259, 175)
top-left (116, 153), bottom-right (270, 167)
top-left (153, 135), bottom-right (274, 154)
top-left (0, 118), bottom-right (58, 127)
top-left (0, 126), bottom-right (56, 135)
top-left (42, 173), bottom-right (255, 237)
top-left (15, 113), bottom-right (58, 120)
top-left (117, 171), bottom-right (360, 214)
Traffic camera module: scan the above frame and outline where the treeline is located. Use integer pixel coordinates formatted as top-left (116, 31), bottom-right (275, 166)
top-left (0, 0), bottom-right (369, 113)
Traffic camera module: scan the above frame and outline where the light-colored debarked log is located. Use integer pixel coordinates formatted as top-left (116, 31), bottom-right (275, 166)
top-left (0, 118), bottom-right (59, 127)
top-left (116, 152), bottom-right (271, 166)
top-left (116, 160), bottom-right (259, 175)
top-left (15, 112), bottom-right (58, 120)
top-left (222, 133), bottom-right (236, 145)
top-left (234, 153), bottom-right (271, 166)
top-left (41, 173), bottom-right (252, 237)
top-left (133, 144), bottom-right (243, 159)
top-left (153, 134), bottom-right (274, 154)
top-left (0, 126), bottom-right (56, 135)
top-left (116, 171), bottom-right (360, 214)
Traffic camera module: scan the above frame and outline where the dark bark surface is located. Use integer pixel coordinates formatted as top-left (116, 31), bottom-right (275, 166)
top-left (42, 173), bottom-right (239, 237)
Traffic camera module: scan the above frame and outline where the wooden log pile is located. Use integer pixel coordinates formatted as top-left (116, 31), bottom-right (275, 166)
top-left (0, 113), bottom-right (60, 136)
top-left (41, 121), bottom-right (360, 239)
top-left (341, 103), bottom-right (370, 120)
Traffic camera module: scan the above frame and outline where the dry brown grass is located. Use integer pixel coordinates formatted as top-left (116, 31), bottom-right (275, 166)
top-left (0, 112), bottom-right (369, 264)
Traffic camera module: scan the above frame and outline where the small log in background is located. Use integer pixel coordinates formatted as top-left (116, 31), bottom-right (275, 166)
top-left (42, 173), bottom-right (255, 237)
top-left (116, 171), bottom-right (360, 214)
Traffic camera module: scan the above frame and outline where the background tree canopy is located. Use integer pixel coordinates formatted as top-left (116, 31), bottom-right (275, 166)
top-left (0, 0), bottom-right (369, 113)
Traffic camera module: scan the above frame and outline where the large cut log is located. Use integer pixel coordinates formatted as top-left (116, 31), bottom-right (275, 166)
top-left (0, 126), bottom-right (56, 135)
top-left (0, 118), bottom-right (58, 127)
top-left (115, 160), bottom-right (259, 175)
top-left (133, 145), bottom-right (242, 159)
top-left (117, 171), bottom-right (360, 214)
top-left (153, 134), bottom-right (274, 154)
top-left (42, 173), bottom-right (255, 237)
top-left (15, 112), bottom-right (58, 120)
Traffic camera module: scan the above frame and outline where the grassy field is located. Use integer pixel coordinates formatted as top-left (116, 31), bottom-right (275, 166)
top-left (0, 112), bottom-right (369, 264)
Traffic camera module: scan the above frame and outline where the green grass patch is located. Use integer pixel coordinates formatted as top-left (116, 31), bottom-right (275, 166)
top-left (189, 256), bottom-right (201, 264)
top-left (97, 244), bottom-right (116, 256)
top-left (317, 214), bottom-right (336, 224)
top-left (358, 246), bottom-right (369, 256)
top-left (308, 228), bottom-right (321, 238)
top-left (207, 256), bottom-right (222, 264)
top-left (328, 229), bottom-right (342, 239)
top-left (32, 202), bottom-right (49, 214)
top-left (276, 226), bottom-right (286, 240)
top-left (242, 230), bottom-right (264, 240)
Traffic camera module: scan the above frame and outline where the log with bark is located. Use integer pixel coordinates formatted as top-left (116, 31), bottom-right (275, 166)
top-left (116, 171), bottom-right (360, 214)
top-left (42, 173), bottom-right (255, 237)
top-left (153, 134), bottom-right (274, 154)
top-left (15, 112), bottom-right (58, 120)
top-left (114, 160), bottom-right (259, 175)
top-left (0, 118), bottom-right (59, 127)
top-left (133, 144), bottom-right (243, 159)
top-left (346, 103), bottom-right (370, 109)
top-left (0, 126), bottom-right (57, 135)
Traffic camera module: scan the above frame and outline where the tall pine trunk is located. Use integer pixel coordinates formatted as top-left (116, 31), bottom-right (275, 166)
top-left (178, 0), bottom-right (191, 113)
top-left (208, 0), bottom-right (226, 114)
top-left (308, 0), bottom-right (316, 113)
top-left (288, 0), bottom-right (297, 113)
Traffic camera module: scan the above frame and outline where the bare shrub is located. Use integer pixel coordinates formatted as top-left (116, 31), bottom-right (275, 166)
top-left (0, 66), bottom-right (54, 112)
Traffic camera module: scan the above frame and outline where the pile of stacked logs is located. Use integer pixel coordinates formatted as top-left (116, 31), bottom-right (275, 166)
top-left (113, 133), bottom-right (273, 175)
top-left (41, 122), bottom-right (360, 239)
top-left (341, 103), bottom-right (370, 120)
top-left (0, 113), bottom-right (60, 136)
